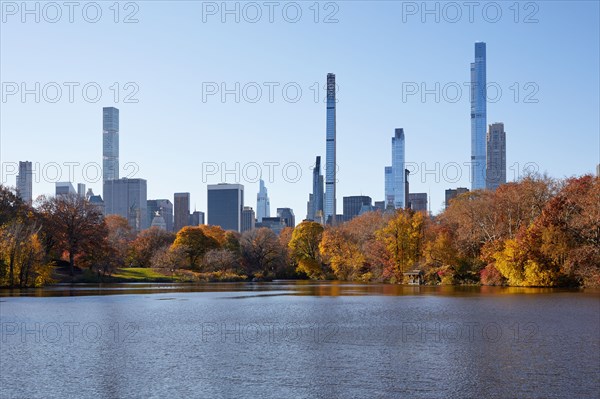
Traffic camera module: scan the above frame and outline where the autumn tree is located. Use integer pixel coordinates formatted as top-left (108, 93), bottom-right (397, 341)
top-left (319, 227), bottom-right (365, 280)
top-left (288, 221), bottom-right (325, 279)
top-left (129, 227), bottom-right (176, 267)
top-left (105, 215), bottom-right (135, 267)
top-left (172, 226), bottom-right (219, 269)
top-left (240, 228), bottom-right (285, 278)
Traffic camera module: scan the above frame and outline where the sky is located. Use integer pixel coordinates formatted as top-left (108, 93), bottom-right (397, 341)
top-left (1, 0), bottom-right (599, 220)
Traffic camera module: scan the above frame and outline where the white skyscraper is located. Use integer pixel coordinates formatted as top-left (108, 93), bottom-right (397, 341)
top-left (256, 179), bottom-right (270, 223)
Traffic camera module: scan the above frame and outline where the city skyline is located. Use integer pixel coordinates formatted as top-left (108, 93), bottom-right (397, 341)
top-left (2, 2), bottom-right (598, 218)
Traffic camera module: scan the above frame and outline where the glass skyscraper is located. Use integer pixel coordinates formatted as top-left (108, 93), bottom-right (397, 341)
top-left (16, 161), bottom-right (32, 204)
top-left (307, 156), bottom-right (324, 222)
top-left (470, 42), bottom-right (487, 190)
top-left (102, 107), bottom-right (119, 183)
top-left (384, 166), bottom-right (393, 208)
top-left (392, 128), bottom-right (406, 209)
top-left (103, 178), bottom-right (148, 231)
top-left (208, 183), bottom-right (244, 232)
top-left (486, 122), bottom-right (507, 191)
top-left (325, 73), bottom-right (337, 224)
top-left (256, 179), bottom-right (270, 223)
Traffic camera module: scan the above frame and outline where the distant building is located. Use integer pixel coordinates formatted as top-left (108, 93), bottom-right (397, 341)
top-left (88, 194), bottom-right (105, 215)
top-left (190, 210), bottom-right (205, 226)
top-left (374, 201), bottom-right (386, 211)
top-left (174, 193), bottom-right (190, 233)
top-left (445, 187), bottom-right (469, 209)
top-left (471, 42), bottom-right (487, 190)
top-left (384, 166), bottom-right (393, 208)
top-left (386, 129), bottom-right (407, 209)
top-left (16, 161), bottom-right (32, 204)
top-left (276, 207), bottom-right (295, 228)
top-left (256, 217), bottom-right (286, 235)
top-left (256, 179), bottom-right (270, 223)
top-left (307, 156), bottom-right (324, 222)
top-left (103, 178), bottom-right (148, 231)
top-left (77, 183), bottom-right (86, 198)
top-left (55, 182), bottom-right (76, 196)
top-left (343, 196), bottom-right (372, 222)
top-left (208, 183), bottom-right (244, 232)
top-left (147, 199), bottom-right (174, 232)
top-left (405, 169), bottom-right (410, 209)
top-left (241, 207), bottom-right (256, 233)
top-left (103, 107), bottom-right (119, 183)
top-left (409, 193), bottom-right (428, 213)
top-left (325, 73), bottom-right (337, 225)
top-left (150, 212), bottom-right (167, 230)
top-left (486, 122), bottom-right (507, 191)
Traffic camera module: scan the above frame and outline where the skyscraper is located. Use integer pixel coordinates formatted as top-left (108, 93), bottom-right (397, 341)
top-left (486, 122), bottom-right (507, 191)
top-left (102, 107), bottom-right (119, 183)
top-left (307, 156), bottom-right (324, 221)
top-left (471, 42), bottom-right (487, 190)
top-left (55, 182), bottom-right (76, 197)
top-left (16, 161), bottom-right (32, 204)
top-left (325, 73), bottom-right (337, 224)
top-left (384, 166), bottom-right (393, 208)
top-left (174, 193), bottom-right (191, 232)
top-left (77, 183), bottom-right (86, 198)
top-left (256, 179), bottom-right (270, 222)
top-left (208, 184), bottom-right (244, 232)
top-left (103, 178), bottom-right (148, 231)
top-left (190, 211), bottom-right (205, 226)
top-left (409, 193), bottom-right (428, 213)
top-left (445, 187), bottom-right (469, 209)
top-left (392, 128), bottom-right (406, 209)
top-left (241, 207), bottom-right (256, 233)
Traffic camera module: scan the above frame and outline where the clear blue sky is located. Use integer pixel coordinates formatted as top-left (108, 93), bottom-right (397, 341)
top-left (1, 1), bottom-right (599, 218)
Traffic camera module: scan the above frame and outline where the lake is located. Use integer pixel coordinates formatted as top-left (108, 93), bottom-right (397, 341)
top-left (1, 282), bottom-right (599, 399)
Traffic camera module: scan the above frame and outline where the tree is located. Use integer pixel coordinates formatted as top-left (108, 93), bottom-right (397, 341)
top-left (38, 194), bottom-right (106, 277)
top-left (105, 215), bottom-right (134, 267)
top-left (376, 209), bottom-right (425, 281)
top-left (319, 227), bottom-right (365, 280)
top-left (240, 228), bottom-right (285, 278)
top-left (129, 227), bottom-right (176, 267)
top-left (172, 226), bottom-right (219, 269)
top-left (203, 248), bottom-right (239, 272)
top-left (288, 221), bottom-right (324, 279)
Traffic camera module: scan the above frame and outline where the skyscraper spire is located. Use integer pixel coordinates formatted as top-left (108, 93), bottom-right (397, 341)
top-left (324, 73), bottom-right (337, 224)
top-left (256, 179), bottom-right (270, 223)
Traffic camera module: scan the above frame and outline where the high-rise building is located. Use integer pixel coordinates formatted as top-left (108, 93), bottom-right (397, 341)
top-left (471, 42), bottom-right (487, 190)
top-left (89, 194), bottom-right (105, 215)
top-left (445, 187), bottom-right (469, 209)
top-left (77, 183), bottom-right (86, 198)
top-left (150, 213), bottom-right (167, 230)
top-left (405, 169), bottom-right (410, 210)
top-left (343, 196), bottom-right (372, 222)
top-left (486, 122), bottom-right (507, 191)
top-left (147, 199), bottom-right (174, 232)
top-left (208, 183), bottom-right (244, 232)
top-left (409, 193), bottom-right (428, 213)
top-left (392, 128), bottom-right (406, 209)
top-left (102, 107), bottom-right (119, 183)
top-left (241, 207), bottom-right (256, 233)
top-left (307, 156), bottom-right (324, 222)
top-left (374, 201), bottom-right (386, 211)
top-left (256, 179), bottom-right (270, 222)
top-left (384, 166), bottom-right (393, 208)
top-left (256, 217), bottom-right (286, 235)
top-left (190, 211), bottom-right (205, 226)
top-left (16, 161), bottom-right (32, 204)
top-left (325, 73), bottom-right (337, 224)
top-left (55, 182), bottom-right (76, 196)
top-left (174, 193), bottom-right (191, 233)
top-left (103, 178), bottom-right (148, 231)
top-left (276, 208), bottom-right (295, 228)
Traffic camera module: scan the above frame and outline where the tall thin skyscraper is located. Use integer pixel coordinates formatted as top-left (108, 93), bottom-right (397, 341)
top-left (486, 122), bottom-right (507, 191)
top-left (471, 42), bottom-right (487, 190)
top-left (307, 156), bottom-right (324, 222)
top-left (174, 193), bottom-right (191, 232)
top-left (384, 166), bottom-right (393, 208)
top-left (16, 161), bottom-right (32, 204)
top-left (392, 128), bottom-right (406, 209)
top-left (325, 73), bottom-right (337, 224)
top-left (102, 107), bottom-right (119, 182)
top-left (256, 179), bottom-right (270, 223)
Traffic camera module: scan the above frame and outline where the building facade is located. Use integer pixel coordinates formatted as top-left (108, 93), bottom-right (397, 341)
top-left (174, 193), bottom-right (190, 233)
top-left (256, 179), bottom-right (270, 222)
top-left (103, 178), bottom-right (148, 231)
top-left (190, 211), bottom-right (205, 226)
top-left (471, 42), bottom-right (487, 190)
top-left (384, 166), bottom-right (393, 208)
top-left (256, 217), bottom-right (286, 235)
top-left (147, 199), bottom-right (174, 232)
top-left (392, 128), bottom-right (406, 209)
top-left (343, 196), bottom-right (372, 222)
top-left (55, 182), bottom-right (76, 196)
top-left (208, 184), bottom-right (244, 232)
top-left (409, 193), bottom-right (428, 213)
top-left (445, 187), bottom-right (469, 209)
top-left (276, 208), bottom-right (295, 228)
top-left (486, 122), bottom-right (507, 191)
top-left (325, 73), bottom-right (337, 224)
top-left (16, 161), bottom-right (32, 204)
top-left (241, 207), bottom-right (256, 233)
top-left (307, 156), bottom-right (324, 222)
top-left (102, 107), bottom-right (119, 183)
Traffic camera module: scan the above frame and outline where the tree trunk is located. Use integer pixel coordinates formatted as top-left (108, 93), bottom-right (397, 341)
top-left (69, 251), bottom-right (74, 278)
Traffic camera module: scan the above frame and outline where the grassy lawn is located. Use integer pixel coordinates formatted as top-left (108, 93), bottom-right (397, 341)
top-left (111, 268), bottom-right (174, 281)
